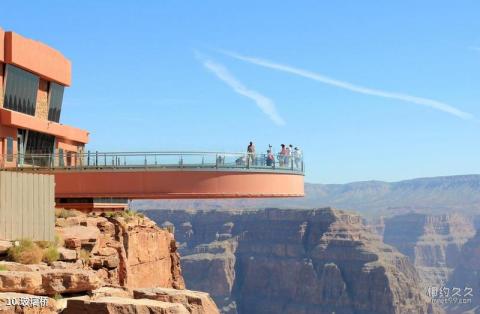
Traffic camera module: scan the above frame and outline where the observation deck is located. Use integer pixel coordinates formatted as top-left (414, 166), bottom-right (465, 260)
top-left (2, 151), bottom-right (305, 206)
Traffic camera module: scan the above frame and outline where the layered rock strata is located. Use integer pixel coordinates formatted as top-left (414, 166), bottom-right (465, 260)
top-left (55, 213), bottom-right (185, 290)
top-left (383, 213), bottom-right (475, 287)
top-left (145, 208), bottom-right (437, 314)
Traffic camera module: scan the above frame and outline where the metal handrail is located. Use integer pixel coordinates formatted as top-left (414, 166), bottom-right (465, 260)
top-left (0, 151), bottom-right (305, 174)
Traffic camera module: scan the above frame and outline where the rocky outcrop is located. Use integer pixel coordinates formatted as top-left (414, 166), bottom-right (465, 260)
top-left (0, 292), bottom-right (57, 314)
top-left (56, 213), bottom-right (185, 290)
top-left (134, 288), bottom-right (220, 314)
top-left (63, 287), bottom-right (219, 314)
top-left (0, 269), bottom-right (102, 295)
top-left (0, 211), bottom-right (219, 314)
top-left (145, 208), bottom-right (437, 314)
top-left (64, 297), bottom-right (190, 314)
top-left (383, 213), bottom-right (475, 287)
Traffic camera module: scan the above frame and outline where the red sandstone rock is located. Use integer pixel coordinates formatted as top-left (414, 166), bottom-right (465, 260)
top-left (58, 248), bottom-right (77, 261)
top-left (63, 238), bottom-right (81, 250)
top-left (0, 269), bottom-right (102, 295)
top-left (0, 292), bottom-right (56, 314)
top-left (64, 296), bottom-right (190, 314)
top-left (133, 287), bottom-right (220, 314)
top-left (114, 216), bottom-right (185, 289)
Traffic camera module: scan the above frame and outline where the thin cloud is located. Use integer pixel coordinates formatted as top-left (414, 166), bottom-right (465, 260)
top-left (221, 50), bottom-right (473, 120)
top-left (199, 55), bottom-right (285, 126)
top-left (471, 46), bottom-right (480, 52)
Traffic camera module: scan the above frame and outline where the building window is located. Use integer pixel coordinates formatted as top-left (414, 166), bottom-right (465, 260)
top-left (48, 82), bottom-right (64, 122)
top-left (66, 151), bottom-right (72, 166)
top-left (4, 65), bottom-right (39, 116)
top-left (25, 130), bottom-right (55, 155)
top-left (21, 130), bottom-right (55, 167)
top-left (58, 148), bottom-right (64, 167)
top-left (6, 137), bottom-right (13, 162)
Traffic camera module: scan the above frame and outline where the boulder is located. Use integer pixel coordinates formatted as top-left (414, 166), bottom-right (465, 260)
top-left (40, 270), bottom-right (103, 295)
top-left (91, 287), bottom-right (131, 299)
top-left (0, 269), bottom-right (102, 295)
top-left (97, 247), bottom-right (117, 257)
top-left (49, 261), bottom-right (82, 270)
top-left (134, 288), bottom-right (220, 314)
top-left (0, 262), bottom-right (41, 272)
top-left (0, 292), bottom-right (56, 314)
top-left (64, 296), bottom-right (189, 314)
top-left (0, 240), bottom-right (12, 255)
top-left (58, 248), bottom-right (77, 261)
top-left (55, 296), bottom-right (89, 313)
top-left (58, 226), bottom-right (99, 245)
top-left (89, 255), bottom-right (119, 270)
top-left (64, 238), bottom-right (81, 250)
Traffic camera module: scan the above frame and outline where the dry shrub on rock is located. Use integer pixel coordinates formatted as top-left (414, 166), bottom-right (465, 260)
top-left (7, 239), bottom-right (43, 264)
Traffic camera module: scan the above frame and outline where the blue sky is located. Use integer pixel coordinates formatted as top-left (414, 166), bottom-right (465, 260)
top-left (1, 1), bottom-right (479, 183)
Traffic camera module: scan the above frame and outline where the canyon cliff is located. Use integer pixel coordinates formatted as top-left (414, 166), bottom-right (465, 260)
top-left (144, 208), bottom-right (437, 314)
top-left (0, 211), bottom-right (219, 314)
top-left (383, 213), bottom-right (475, 288)
top-left (446, 229), bottom-right (480, 313)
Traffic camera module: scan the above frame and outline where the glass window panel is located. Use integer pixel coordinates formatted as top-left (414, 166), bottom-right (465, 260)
top-left (23, 130), bottom-right (55, 167)
top-left (6, 137), bottom-right (13, 162)
top-left (58, 148), bottom-right (64, 167)
top-left (4, 65), bottom-right (39, 116)
top-left (48, 82), bottom-right (64, 122)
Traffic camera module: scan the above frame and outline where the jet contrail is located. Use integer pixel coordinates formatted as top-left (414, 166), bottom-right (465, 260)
top-left (200, 56), bottom-right (285, 126)
top-left (221, 50), bottom-right (473, 120)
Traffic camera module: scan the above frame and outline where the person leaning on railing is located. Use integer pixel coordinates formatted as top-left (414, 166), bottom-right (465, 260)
top-left (266, 150), bottom-right (275, 167)
top-left (278, 144), bottom-right (287, 167)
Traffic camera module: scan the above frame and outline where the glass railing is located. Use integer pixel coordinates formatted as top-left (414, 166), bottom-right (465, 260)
top-left (0, 151), bottom-right (304, 174)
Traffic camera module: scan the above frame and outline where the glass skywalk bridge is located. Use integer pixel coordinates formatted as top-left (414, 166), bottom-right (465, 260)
top-left (3, 151), bottom-right (304, 174)
top-left (0, 151), bottom-right (305, 211)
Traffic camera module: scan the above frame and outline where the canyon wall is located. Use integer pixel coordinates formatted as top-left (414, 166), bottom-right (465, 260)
top-left (446, 229), bottom-right (480, 313)
top-left (383, 213), bottom-right (475, 288)
top-left (145, 208), bottom-right (437, 314)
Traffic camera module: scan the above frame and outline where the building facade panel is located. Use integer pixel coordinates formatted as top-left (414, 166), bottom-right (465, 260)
top-left (4, 32), bottom-right (71, 86)
top-left (0, 171), bottom-right (54, 241)
top-left (0, 63), bottom-right (4, 108)
top-left (0, 28), bottom-right (4, 62)
top-left (0, 108), bottom-right (89, 144)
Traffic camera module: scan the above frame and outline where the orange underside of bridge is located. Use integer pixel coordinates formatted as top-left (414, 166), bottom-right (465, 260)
top-left (52, 170), bottom-right (304, 199)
